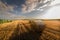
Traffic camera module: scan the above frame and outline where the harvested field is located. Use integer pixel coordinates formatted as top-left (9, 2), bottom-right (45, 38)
top-left (0, 20), bottom-right (60, 40)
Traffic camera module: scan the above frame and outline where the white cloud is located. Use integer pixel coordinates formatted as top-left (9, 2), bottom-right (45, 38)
top-left (50, 0), bottom-right (60, 6)
top-left (22, 0), bottom-right (53, 13)
top-left (36, 0), bottom-right (60, 19)
top-left (22, 0), bottom-right (41, 13)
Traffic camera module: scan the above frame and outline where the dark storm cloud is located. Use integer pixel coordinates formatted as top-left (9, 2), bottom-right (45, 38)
top-left (1, 0), bottom-right (25, 6)
top-left (0, 0), bottom-right (26, 12)
top-left (0, 0), bottom-right (55, 19)
top-left (0, 0), bottom-right (26, 19)
top-left (21, 0), bottom-right (52, 13)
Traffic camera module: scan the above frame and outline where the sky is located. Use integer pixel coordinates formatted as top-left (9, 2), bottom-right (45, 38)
top-left (0, 0), bottom-right (60, 19)
top-left (38, 0), bottom-right (60, 19)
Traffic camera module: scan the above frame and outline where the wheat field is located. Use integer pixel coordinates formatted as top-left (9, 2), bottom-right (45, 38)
top-left (0, 20), bottom-right (60, 40)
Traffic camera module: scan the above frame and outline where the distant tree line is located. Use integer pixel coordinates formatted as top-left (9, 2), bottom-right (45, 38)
top-left (0, 19), bottom-right (12, 24)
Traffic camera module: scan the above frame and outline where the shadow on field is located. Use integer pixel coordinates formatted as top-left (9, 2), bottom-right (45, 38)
top-left (9, 21), bottom-right (45, 40)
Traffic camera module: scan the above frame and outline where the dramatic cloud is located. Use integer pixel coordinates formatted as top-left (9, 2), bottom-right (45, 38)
top-left (22, 0), bottom-right (40, 13)
top-left (21, 0), bottom-right (52, 13)
top-left (36, 0), bottom-right (60, 19)
top-left (0, 1), bottom-right (20, 19)
top-left (0, 0), bottom-right (60, 19)
top-left (0, 1), bottom-right (15, 11)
